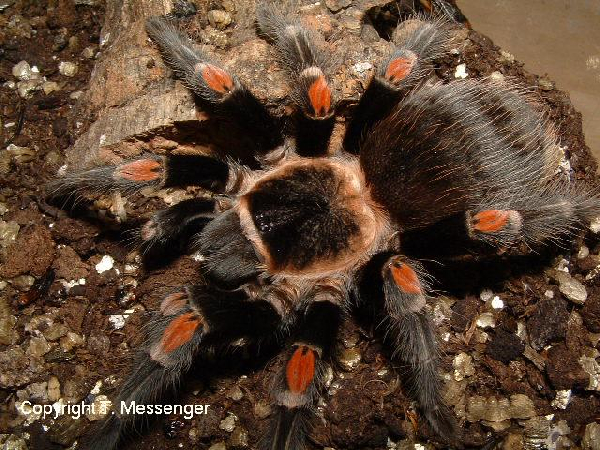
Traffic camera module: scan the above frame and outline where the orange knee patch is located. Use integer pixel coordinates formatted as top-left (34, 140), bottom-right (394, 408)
top-left (472, 210), bottom-right (511, 233)
top-left (200, 64), bottom-right (234, 94)
top-left (391, 261), bottom-right (422, 294)
top-left (115, 159), bottom-right (162, 181)
top-left (286, 346), bottom-right (316, 393)
top-left (160, 292), bottom-right (188, 316)
top-left (308, 76), bottom-right (332, 117)
top-left (384, 55), bottom-right (416, 83)
top-left (161, 313), bottom-right (201, 353)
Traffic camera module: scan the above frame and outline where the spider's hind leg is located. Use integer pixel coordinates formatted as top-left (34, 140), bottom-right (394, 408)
top-left (359, 254), bottom-right (459, 443)
top-left (343, 15), bottom-right (454, 154)
top-left (418, 0), bottom-right (470, 27)
top-left (264, 284), bottom-right (345, 450)
top-left (256, 2), bottom-right (336, 157)
top-left (465, 187), bottom-right (600, 249)
top-left (84, 284), bottom-right (285, 450)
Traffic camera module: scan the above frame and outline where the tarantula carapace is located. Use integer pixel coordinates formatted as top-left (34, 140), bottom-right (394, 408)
top-left (48, 1), bottom-right (600, 449)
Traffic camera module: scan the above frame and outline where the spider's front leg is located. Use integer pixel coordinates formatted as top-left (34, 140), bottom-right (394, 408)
top-left (344, 16), bottom-right (453, 154)
top-left (146, 14), bottom-right (284, 160)
top-left (45, 153), bottom-right (235, 203)
top-left (265, 284), bottom-right (345, 450)
top-left (49, 3), bottom-right (287, 202)
top-left (45, 152), bottom-right (246, 270)
top-left (256, 2), bottom-right (336, 157)
top-left (85, 283), bottom-right (286, 450)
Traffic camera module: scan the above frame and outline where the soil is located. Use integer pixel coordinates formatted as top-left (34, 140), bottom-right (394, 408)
top-left (1, 1), bottom-right (600, 450)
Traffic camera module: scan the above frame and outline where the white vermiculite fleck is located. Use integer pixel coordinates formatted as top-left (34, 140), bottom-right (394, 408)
top-left (95, 255), bottom-right (115, 274)
top-left (491, 296), bottom-right (504, 309)
top-left (454, 63), bottom-right (468, 79)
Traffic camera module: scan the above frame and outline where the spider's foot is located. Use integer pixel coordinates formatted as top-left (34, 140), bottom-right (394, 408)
top-left (168, 0), bottom-right (198, 19)
top-left (423, 406), bottom-right (462, 447)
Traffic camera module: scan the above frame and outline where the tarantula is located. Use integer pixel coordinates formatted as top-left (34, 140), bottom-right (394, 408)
top-left (48, 1), bottom-right (600, 449)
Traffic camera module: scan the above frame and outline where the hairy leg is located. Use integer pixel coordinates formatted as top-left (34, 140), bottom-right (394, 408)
top-left (466, 186), bottom-right (600, 248)
top-left (343, 16), bottom-right (453, 154)
top-left (264, 284), bottom-right (345, 450)
top-left (146, 13), bottom-right (283, 160)
top-left (45, 153), bottom-right (232, 206)
top-left (138, 197), bottom-right (217, 269)
top-left (401, 188), bottom-right (600, 254)
top-left (381, 256), bottom-right (456, 440)
top-left (256, 2), bottom-right (336, 157)
top-left (84, 284), bottom-right (285, 450)
top-left (357, 254), bottom-right (457, 443)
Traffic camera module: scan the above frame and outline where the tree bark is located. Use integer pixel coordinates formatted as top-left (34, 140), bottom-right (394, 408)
top-left (67, 0), bottom-right (405, 169)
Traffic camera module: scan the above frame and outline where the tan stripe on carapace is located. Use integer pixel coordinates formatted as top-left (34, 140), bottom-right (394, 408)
top-left (391, 261), bottom-right (422, 294)
top-left (385, 57), bottom-right (416, 83)
top-left (201, 64), bottom-right (234, 94)
top-left (161, 312), bottom-right (201, 353)
top-left (472, 209), bottom-right (510, 233)
top-left (286, 346), bottom-right (316, 393)
top-left (116, 159), bottom-right (162, 181)
top-left (308, 76), bottom-right (331, 117)
top-left (160, 292), bottom-right (188, 316)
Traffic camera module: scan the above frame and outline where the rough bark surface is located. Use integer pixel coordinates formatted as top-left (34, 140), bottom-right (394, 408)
top-left (67, 0), bottom-right (397, 167)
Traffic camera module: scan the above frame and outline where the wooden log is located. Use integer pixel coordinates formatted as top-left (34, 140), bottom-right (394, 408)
top-left (65, 0), bottom-right (398, 168)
